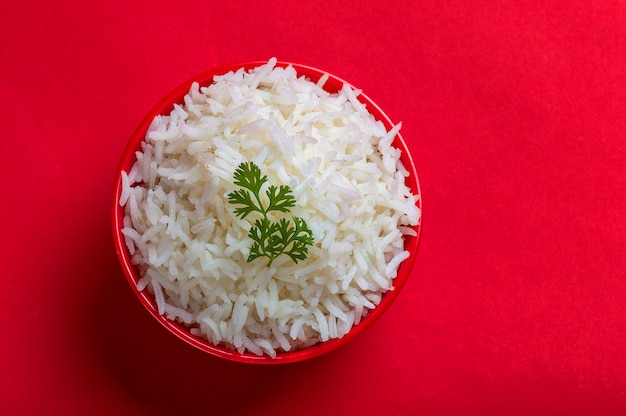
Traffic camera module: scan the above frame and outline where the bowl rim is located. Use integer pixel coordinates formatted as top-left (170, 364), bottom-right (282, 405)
top-left (111, 60), bottom-right (422, 364)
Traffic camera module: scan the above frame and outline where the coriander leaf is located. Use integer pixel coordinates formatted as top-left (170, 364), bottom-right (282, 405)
top-left (247, 218), bottom-right (276, 263)
top-left (228, 189), bottom-right (262, 219)
top-left (228, 161), bottom-right (314, 267)
top-left (232, 162), bottom-right (267, 195)
top-left (284, 217), bottom-right (314, 263)
top-left (265, 185), bottom-right (296, 213)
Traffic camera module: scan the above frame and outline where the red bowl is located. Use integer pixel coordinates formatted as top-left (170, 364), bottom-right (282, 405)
top-left (111, 60), bottom-right (422, 364)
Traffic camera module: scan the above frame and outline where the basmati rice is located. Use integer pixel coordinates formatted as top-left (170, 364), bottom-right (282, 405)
top-left (120, 58), bottom-right (421, 358)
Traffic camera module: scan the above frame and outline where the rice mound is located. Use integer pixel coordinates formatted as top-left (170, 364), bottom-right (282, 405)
top-left (119, 58), bottom-right (421, 358)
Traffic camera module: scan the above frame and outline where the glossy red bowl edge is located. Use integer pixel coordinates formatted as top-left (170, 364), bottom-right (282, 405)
top-left (111, 60), bottom-right (423, 364)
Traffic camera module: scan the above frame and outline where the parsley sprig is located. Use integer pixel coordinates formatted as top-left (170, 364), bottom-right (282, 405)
top-left (228, 162), bottom-right (314, 267)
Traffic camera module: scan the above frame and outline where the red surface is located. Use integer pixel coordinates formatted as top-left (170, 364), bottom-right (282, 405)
top-left (1, 0), bottom-right (625, 414)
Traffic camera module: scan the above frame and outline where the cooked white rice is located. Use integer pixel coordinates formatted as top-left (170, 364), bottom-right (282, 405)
top-left (120, 58), bottom-right (421, 358)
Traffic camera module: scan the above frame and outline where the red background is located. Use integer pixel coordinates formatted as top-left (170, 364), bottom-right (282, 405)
top-left (1, 1), bottom-right (625, 414)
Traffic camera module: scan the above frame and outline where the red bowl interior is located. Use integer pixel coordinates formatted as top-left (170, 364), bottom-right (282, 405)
top-left (111, 61), bottom-right (422, 364)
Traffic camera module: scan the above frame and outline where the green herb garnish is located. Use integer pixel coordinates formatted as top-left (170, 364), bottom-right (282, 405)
top-left (228, 162), bottom-right (314, 267)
